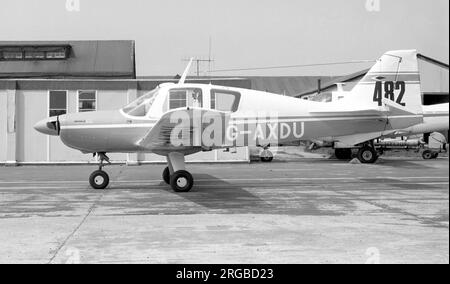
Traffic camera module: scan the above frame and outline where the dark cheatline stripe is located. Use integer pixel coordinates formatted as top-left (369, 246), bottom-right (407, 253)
top-left (423, 113), bottom-right (449, 117)
top-left (360, 73), bottom-right (421, 83)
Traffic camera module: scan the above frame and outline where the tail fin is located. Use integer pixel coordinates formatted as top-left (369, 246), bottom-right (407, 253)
top-left (347, 50), bottom-right (423, 115)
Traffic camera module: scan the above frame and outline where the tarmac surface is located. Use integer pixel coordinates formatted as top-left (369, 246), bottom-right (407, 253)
top-left (0, 157), bottom-right (448, 264)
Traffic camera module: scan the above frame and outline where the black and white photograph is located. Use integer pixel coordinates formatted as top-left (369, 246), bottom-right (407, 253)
top-left (0, 0), bottom-right (448, 268)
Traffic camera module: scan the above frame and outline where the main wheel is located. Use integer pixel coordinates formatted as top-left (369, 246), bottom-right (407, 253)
top-left (335, 148), bottom-right (352, 160)
top-left (89, 170), bottom-right (110, 190)
top-left (162, 167), bottom-right (170, 184)
top-left (422, 150), bottom-right (434, 160)
top-left (357, 146), bottom-right (379, 164)
top-left (260, 150), bottom-right (274, 162)
top-left (170, 170), bottom-right (194, 192)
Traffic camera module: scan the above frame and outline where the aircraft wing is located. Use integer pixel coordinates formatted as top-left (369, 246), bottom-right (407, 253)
top-left (333, 131), bottom-right (397, 147)
top-left (136, 108), bottom-right (228, 152)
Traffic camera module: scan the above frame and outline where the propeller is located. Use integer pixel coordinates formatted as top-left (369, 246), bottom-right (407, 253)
top-left (45, 116), bottom-right (61, 135)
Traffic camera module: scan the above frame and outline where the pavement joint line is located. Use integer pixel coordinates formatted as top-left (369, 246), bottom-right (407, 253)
top-left (47, 190), bottom-right (106, 264)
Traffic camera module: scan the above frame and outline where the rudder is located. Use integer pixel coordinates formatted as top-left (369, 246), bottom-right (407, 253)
top-left (348, 50), bottom-right (423, 115)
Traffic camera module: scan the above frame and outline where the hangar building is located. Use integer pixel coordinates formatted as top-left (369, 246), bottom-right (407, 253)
top-left (0, 41), bottom-right (252, 165)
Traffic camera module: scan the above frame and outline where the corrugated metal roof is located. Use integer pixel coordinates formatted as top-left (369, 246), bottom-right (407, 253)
top-left (296, 54), bottom-right (449, 98)
top-left (248, 76), bottom-right (338, 96)
top-left (0, 40), bottom-right (135, 79)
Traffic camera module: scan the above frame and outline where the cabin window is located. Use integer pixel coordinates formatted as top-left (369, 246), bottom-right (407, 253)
top-left (210, 89), bottom-right (241, 112)
top-left (78, 91), bottom-right (97, 112)
top-left (49, 91), bottom-right (67, 117)
top-left (169, 88), bottom-right (203, 109)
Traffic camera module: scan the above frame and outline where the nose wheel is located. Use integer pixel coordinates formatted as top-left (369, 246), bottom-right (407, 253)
top-left (89, 170), bottom-right (110, 190)
top-left (89, 152), bottom-right (111, 190)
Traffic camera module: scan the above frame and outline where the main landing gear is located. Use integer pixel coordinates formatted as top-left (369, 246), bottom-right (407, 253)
top-left (334, 148), bottom-right (353, 160)
top-left (89, 152), bottom-right (111, 190)
top-left (334, 144), bottom-right (379, 164)
top-left (163, 152), bottom-right (194, 192)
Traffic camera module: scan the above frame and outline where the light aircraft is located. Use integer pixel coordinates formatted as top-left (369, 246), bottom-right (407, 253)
top-left (35, 50), bottom-right (427, 192)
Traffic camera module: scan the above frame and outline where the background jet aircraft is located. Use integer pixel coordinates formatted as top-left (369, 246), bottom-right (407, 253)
top-left (35, 50), bottom-right (426, 192)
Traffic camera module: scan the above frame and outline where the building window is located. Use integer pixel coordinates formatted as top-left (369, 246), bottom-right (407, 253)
top-left (0, 45), bottom-right (70, 61)
top-left (25, 51), bottom-right (45, 59)
top-left (78, 91), bottom-right (97, 112)
top-left (2, 51), bottom-right (23, 60)
top-left (46, 50), bottom-right (67, 59)
top-left (49, 91), bottom-right (67, 117)
top-left (210, 89), bottom-right (241, 112)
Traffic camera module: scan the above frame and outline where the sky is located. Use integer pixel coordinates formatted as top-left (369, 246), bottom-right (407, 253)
top-left (0, 0), bottom-right (448, 76)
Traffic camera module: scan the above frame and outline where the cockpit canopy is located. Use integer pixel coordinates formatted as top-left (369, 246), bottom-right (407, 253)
top-left (122, 87), bottom-right (159, 117)
top-left (122, 84), bottom-right (241, 118)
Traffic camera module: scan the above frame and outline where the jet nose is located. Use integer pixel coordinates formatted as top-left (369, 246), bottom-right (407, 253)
top-left (34, 116), bottom-right (60, 136)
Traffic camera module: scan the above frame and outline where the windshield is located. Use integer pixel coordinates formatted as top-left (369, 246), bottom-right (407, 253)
top-left (122, 88), bottom-right (159, 117)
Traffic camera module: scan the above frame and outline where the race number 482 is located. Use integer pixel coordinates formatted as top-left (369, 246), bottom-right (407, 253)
top-left (373, 81), bottom-right (406, 107)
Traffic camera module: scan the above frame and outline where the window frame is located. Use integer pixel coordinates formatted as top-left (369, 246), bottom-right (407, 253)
top-left (210, 89), bottom-right (241, 112)
top-left (48, 90), bottom-right (68, 117)
top-left (77, 90), bottom-right (98, 113)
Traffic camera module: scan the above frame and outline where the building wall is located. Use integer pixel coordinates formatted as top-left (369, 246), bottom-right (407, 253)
top-left (0, 90), bottom-right (7, 161)
top-left (419, 60), bottom-right (449, 93)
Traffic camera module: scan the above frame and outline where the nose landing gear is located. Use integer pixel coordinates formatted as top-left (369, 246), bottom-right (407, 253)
top-left (89, 152), bottom-right (111, 190)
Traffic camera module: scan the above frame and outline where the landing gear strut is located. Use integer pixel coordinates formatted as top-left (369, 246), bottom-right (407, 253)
top-left (89, 152), bottom-right (110, 190)
top-left (163, 152), bottom-right (194, 192)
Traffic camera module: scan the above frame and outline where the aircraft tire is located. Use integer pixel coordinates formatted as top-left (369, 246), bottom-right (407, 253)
top-left (335, 148), bottom-right (352, 160)
top-left (170, 170), bottom-right (194, 192)
top-left (422, 150), bottom-right (435, 160)
top-left (260, 150), bottom-right (274, 163)
top-left (162, 167), bottom-right (170, 184)
top-left (89, 170), bottom-right (110, 190)
top-left (357, 146), bottom-right (378, 164)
